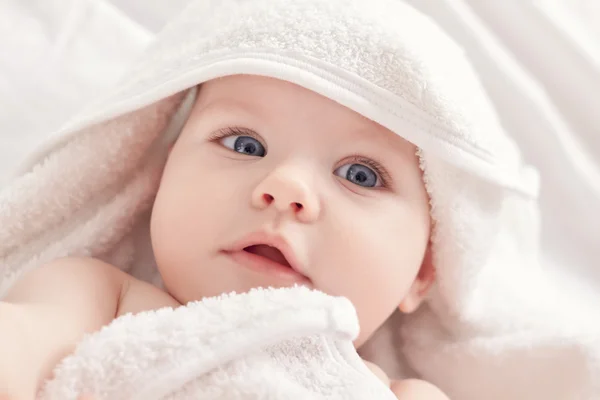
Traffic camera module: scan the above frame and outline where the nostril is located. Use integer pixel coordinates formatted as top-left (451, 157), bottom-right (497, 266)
top-left (263, 193), bottom-right (274, 204)
top-left (293, 202), bottom-right (303, 211)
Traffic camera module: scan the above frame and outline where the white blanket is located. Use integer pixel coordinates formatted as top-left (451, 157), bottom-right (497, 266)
top-left (39, 286), bottom-right (395, 400)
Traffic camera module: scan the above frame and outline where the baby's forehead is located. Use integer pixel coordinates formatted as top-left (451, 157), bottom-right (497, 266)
top-left (193, 75), bottom-right (417, 157)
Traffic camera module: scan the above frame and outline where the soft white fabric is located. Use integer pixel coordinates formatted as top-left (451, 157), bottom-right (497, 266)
top-left (462, 0), bottom-right (600, 286)
top-left (0, 0), bottom-right (599, 399)
top-left (412, 0), bottom-right (600, 290)
top-left (0, 0), bottom-right (152, 186)
top-left (39, 286), bottom-right (395, 400)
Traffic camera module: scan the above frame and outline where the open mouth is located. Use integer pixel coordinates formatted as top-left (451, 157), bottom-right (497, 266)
top-left (224, 232), bottom-right (309, 283)
top-left (243, 244), bottom-right (292, 268)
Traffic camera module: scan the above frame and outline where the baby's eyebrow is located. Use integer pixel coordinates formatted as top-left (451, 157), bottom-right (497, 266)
top-left (350, 124), bottom-right (416, 156)
top-left (195, 98), bottom-right (264, 119)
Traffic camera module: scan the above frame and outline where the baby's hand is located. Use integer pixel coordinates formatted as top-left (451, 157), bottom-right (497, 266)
top-left (363, 360), bottom-right (449, 399)
top-left (363, 359), bottom-right (391, 387)
top-left (389, 379), bottom-right (449, 399)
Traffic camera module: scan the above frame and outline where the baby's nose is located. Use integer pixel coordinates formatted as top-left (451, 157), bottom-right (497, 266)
top-left (251, 170), bottom-right (320, 223)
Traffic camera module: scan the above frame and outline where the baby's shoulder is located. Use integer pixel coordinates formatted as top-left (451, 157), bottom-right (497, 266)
top-left (32, 256), bottom-right (179, 317)
top-left (116, 268), bottom-right (180, 317)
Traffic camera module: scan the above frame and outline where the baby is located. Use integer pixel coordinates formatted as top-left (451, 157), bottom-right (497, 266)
top-left (0, 75), bottom-right (447, 399)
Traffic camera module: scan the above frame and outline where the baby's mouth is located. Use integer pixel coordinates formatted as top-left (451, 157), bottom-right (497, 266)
top-left (243, 245), bottom-right (292, 268)
top-left (224, 232), bottom-right (310, 283)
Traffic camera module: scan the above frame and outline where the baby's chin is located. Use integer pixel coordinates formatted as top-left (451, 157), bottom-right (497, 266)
top-left (164, 278), bottom-right (315, 306)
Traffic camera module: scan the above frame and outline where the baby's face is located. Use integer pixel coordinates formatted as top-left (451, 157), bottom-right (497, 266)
top-left (151, 75), bottom-right (432, 345)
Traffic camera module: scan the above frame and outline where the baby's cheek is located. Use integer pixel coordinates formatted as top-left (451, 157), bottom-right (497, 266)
top-left (329, 218), bottom-right (424, 344)
top-left (317, 249), bottom-right (397, 344)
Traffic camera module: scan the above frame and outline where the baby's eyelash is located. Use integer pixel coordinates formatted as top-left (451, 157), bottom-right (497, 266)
top-left (208, 126), bottom-right (263, 143)
top-left (344, 155), bottom-right (392, 188)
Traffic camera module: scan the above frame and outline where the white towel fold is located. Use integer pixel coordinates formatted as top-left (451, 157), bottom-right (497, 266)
top-left (38, 286), bottom-right (395, 400)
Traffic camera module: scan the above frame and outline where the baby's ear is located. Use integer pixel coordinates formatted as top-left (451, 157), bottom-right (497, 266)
top-left (398, 244), bottom-right (436, 314)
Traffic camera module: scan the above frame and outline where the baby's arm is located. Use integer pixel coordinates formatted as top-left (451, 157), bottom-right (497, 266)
top-left (0, 257), bottom-right (129, 399)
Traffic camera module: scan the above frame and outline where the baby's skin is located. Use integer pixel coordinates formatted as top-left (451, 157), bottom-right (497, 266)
top-left (0, 75), bottom-right (447, 399)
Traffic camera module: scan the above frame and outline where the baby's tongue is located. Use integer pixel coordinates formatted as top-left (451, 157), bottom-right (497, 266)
top-left (245, 245), bottom-right (290, 267)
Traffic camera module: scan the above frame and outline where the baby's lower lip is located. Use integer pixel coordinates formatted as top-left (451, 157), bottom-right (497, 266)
top-left (223, 250), bottom-right (310, 283)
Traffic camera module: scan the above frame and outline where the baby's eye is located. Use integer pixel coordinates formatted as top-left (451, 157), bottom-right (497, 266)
top-left (334, 163), bottom-right (381, 188)
top-left (220, 135), bottom-right (266, 157)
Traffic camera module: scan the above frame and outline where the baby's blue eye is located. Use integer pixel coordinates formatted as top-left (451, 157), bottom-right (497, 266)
top-left (334, 163), bottom-right (380, 188)
top-left (220, 135), bottom-right (266, 157)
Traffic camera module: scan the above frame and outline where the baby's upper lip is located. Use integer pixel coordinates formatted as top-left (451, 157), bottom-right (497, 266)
top-left (225, 231), bottom-right (305, 276)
